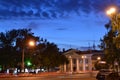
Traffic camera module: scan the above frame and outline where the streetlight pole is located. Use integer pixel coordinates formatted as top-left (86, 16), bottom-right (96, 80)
top-left (106, 7), bottom-right (120, 72)
top-left (21, 40), bottom-right (35, 72)
top-left (21, 48), bottom-right (25, 72)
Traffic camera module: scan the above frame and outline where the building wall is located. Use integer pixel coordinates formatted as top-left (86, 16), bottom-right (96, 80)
top-left (62, 54), bottom-right (92, 73)
top-left (60, 49), bottom-right (104, 73)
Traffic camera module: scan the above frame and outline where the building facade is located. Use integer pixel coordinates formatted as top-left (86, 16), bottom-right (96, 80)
top-left (60, 49), bottom-right (93, 73)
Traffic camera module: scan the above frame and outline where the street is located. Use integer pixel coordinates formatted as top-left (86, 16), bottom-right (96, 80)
top-left (0, 73), bottom-right (96, 80)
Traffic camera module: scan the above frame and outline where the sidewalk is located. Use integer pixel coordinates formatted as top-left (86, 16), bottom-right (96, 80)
top-left (0, 71), bottom-right (98, 78)
top-left (0, 72), bottom-right (67, 78)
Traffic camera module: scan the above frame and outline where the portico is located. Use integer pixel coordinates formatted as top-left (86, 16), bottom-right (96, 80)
top-left (61, 49), bottom-right (92, 73)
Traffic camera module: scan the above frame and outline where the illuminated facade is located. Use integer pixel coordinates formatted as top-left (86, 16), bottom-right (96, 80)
top-left (60, 49), bottom-right (92, 73)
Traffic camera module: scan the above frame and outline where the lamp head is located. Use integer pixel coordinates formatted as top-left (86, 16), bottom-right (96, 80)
top-left (28, 40), bottom-right (35, 46)
top-left (106, 7), bottom-right (116, 15)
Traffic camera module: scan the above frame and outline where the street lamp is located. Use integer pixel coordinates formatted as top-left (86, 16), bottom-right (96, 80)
top-left (97, 57), bottom-right (101, 61)
top-left (21, 40), bottom-right (35, 72)
top-left (106, 7), bottom-right (120, 72)
top-left (106, 7), bottom-right (116, 15)
top-left (28, 40), bottom-right (35, 46)
top-left (106, 7), bottom-right (120, 32)
top-left (106, 7), bottom-right (120, 43)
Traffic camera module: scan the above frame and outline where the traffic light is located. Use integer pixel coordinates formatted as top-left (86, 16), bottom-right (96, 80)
top-left (25, 60), bottom-right (32, 66)
top-left (27, 61), bottom-right (32, 66)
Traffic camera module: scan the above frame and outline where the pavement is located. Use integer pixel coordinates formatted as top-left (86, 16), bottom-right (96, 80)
top-left (0, 71), bottom-right (97, 78)
top-left (0, 72), bottom-right (68, 78)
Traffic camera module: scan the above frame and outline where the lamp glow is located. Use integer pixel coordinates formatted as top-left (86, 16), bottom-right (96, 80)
top-left (29, 40), bottom-right (35, 46)
top-left (106, 7), bottom-right (116, 15)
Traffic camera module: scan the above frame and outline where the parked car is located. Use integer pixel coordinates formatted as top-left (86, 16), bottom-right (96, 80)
top-left (105, 72), bottom-right (120, 80)
top-left (96, 69), bottom-right (113, 80)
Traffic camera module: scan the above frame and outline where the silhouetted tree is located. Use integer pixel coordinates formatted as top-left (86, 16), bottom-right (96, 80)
top-left (0, 28), bottom-right (39, 69)
top-left (100, 22), bottom-right (120, 70)
top-left (32, 40), bottom-right (68, 71)
top-left (0, 28), bottom-right (68, 71)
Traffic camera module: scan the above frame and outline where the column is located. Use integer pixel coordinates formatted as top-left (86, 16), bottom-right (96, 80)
top-left (76, 58), bottom-right (79, 72)
top-left (70, 58), bottom-right (73, 72)
top-left (83, 58), bottom-right (85, 71)
top-left (89, 56), bottom-right (92, 71)
top-left (64, 63), bottom-right (66, 72)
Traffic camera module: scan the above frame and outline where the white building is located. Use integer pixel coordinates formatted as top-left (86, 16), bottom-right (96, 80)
top-left (60, 49), bottom-right (104, 73)
top-left (60, 49), bottom-right (93, 73)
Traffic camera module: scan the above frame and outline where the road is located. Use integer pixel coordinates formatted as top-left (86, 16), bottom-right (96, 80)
top-left (0, 73), bottom-right (96, 80)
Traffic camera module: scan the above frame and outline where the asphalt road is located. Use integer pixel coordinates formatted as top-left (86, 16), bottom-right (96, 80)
top-left (0, 73), bottom-right (96, 80)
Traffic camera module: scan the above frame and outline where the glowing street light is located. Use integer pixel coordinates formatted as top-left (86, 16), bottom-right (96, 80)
top-left (28, 40), bottom-right (35, 47)
top-left (106, 7), bottom-right (120, 72)
top-left (106, 7), bottom-right (116, 15)
top-left (106, 7), bottom-right (120, 32)
top-left (97, 57), bottom-right (101, 60)
top-left (21, 40), bottom-right (35, 72)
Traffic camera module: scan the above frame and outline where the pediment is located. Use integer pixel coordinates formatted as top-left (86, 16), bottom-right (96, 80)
top-left (64, 49), bottom-right (80, 56)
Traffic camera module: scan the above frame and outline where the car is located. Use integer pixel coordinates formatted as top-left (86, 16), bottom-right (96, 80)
top-left (105, 72), bottom-right (120, 80)
top-left (96, 69), bottom-right (113, 80)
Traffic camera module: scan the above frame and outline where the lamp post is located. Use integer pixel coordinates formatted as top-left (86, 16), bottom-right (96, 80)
top-left (21, 40), bottom-right (35, 72)
top-left (106, 7), bottom-right (120, 72)
top-left (106, 7), bottom-right (120, 32)
top-left (106, 7), bottom-right (116, 15)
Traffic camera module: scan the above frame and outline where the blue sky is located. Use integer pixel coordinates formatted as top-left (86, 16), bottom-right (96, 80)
top-left (0, 0), bottom-right (119, 50)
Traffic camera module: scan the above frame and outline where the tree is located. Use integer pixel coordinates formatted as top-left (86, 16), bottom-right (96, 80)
top-left (32, 40), bottom-right (68, 71)
top-left (0, 28), bottom-right (68, 71)
top-left (0, 30), bottom-right (19, 69)
top-left (100, 22), bottom-right (120, 71)
top-left (0, 28), bottom-right (39, 70)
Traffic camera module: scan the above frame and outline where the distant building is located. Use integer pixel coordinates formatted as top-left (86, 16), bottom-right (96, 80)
top-left (91, 50), bottom-right (104, 70)
top-left (60, 49), bottom-right (104, 73)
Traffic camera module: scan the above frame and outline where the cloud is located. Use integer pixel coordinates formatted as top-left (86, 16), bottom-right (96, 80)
top-left (0, 0), bottom-right (119, 19)
top-left (56, 28), bottom-right (68, 31)
top-left (27, 22), bottom-right (39, 30)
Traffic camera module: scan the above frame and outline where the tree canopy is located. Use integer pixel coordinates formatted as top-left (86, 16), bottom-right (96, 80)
top-left (0, 28), bottom-right (68, 71)
top-left (100, 21), bottom-right (120, 71)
